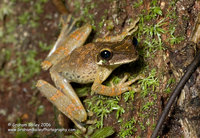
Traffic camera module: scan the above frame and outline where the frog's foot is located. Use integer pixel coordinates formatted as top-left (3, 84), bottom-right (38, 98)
top-left (112, 74), bottom-right (143, 95)
top-left (74, 119), bottom-right (87, 133)
top-left (60, 14), bottom-right (80, 36)
top-left (92, 74), bottom-right (143, 96)
top-left (121, 17), bottom-right (140, 36)
top-left (95, 17), bottom-right (139, 43)
top-left (86, 119), bottom-right (97, 125)
top-left (87, 111), bottom-right (94, 117)
top-left (57, 112), bottom-right (87, 132)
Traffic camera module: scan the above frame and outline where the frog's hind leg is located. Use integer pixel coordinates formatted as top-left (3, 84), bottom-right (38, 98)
top-left (36, 78), bottom-right (87, 132)
top-left (41, 15), bottom-right (92, 71)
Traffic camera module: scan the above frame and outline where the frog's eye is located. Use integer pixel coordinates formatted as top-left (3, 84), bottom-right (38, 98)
top-left (100, 49), bottom-right (113, 60)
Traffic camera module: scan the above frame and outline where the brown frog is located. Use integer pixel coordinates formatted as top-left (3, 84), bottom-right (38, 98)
top-left (36, 15), bottom-right (141, 132)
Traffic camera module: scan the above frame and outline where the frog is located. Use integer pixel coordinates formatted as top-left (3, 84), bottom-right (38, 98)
top-left (36, 14), bottom-right (142, 133)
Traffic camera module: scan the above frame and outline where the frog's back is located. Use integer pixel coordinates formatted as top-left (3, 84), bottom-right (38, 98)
top-left (54, 43), bottom-right (98, 84)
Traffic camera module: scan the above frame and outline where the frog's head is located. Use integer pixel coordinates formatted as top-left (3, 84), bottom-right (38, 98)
top-left (96, 36), bottom-right (138, 66)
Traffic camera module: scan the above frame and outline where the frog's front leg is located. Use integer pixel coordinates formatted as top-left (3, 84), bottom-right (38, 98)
top-left (36, 68), bottom-right (87, 132)
top-left (91, 67), bottom-right (143, 96)
top-left (95, 17), bottom-right (139, 43)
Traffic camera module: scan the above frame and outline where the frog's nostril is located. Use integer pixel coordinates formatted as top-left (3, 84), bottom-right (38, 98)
top-left (132, 37), bottom-right (138, 46)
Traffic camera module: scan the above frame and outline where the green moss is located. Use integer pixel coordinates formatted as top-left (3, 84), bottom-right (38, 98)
top-left (105, 20), bottom-right (114, 31)
top-left (17, 0), bottom-right (48, 27)
top-left (3, 20), bottom-right (17, 44)
top-left (35, 2), bottom-right (44, 14)
top-left (91, 126), bottom-right (115, 138)
top-left (36, 105), bottom-right (45, 116)
top-left (118, 118), bottom-right (137, 138)
top-left (139, 68), bottom-right (159, 97)
top-left (0, 49), bottom-right (11, 76)
top-left (85, 95), bottom-right (124, 128)
top-left (138, 16), bottom-right (166, 57)
top-left (0, 1), bottom-right (13, 20)
top-left (0, 0), bottom-right (52, 83)
top-left (15, 50), bottom-right (41, 82)
top-left (38, 41), bottom-right (53, 51)
top-left (123, 90), bottom-right (136, 102)
top-left (98, 16), bottom-right (106, 28)
top-left (75, 86), bottom-right (91, 97)
top-left (19, 12), bottom-right (30, 25)
top-left (133, 0), bottom-right (143, 8)
top-left (142, 101), bottom-right (154, 111)
top-left (164, 77), bottom-right (176, 93)
top-left (168, 25), bottom-right (185, 45)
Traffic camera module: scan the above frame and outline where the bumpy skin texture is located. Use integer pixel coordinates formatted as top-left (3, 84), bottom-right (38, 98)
top-left (36, 14), bottom-right (141, 132)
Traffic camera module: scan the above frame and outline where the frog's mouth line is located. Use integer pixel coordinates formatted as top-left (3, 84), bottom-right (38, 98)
top-left (112, 57), bottom-right (138, 65)
top-left (96, 57), bottom-right (138, 66)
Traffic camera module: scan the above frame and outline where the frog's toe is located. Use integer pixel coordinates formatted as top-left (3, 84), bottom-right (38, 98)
top-left (86, 119), bottom-right (97, 125)
top-left (73, 119), bottom-right (86, 133)
top-left (41, 60), bottom-right (52, 70)
top-left (118, 74), bottom-right (130, 85)
top-left (124, 75), bottom-right (144, 86)
top-left (36, 80), bottom-right (47, 88)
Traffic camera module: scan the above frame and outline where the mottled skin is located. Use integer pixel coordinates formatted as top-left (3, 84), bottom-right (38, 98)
top-left (36, 15), bottom-right (141, 132)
